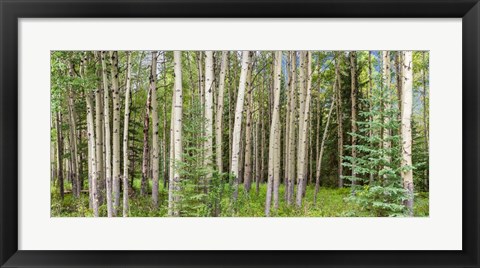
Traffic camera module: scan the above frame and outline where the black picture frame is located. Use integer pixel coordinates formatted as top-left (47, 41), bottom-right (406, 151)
top-left (1, 0), bottom-right (479, 267)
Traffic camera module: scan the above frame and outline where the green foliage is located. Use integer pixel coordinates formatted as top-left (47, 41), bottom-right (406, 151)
top-left (51, 184), bottom-right (429, 217)
top-left (342, 65), bottom-right (411, 216)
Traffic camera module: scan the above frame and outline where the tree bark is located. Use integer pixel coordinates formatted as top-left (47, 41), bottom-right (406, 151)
top-left (314, 98), bottom-right (335, 204)
top-left (110, 51), bottom-right (121, 216)
top-left (401, 51), bottom-right (414, 216)
top-left (287, 51), bottom-right (297, 205)
top-left (368, 51), bottom-right (374, 184)
top-left (215, 51), bottom-right (228, 174)
top-left (266, 51), bottom-right (282, 215)
top-left (335, 52), bottom-right (344, 188)
top-left (55, 111), bottom-right (64, 200)
top-left (204, 51), bottom-right (214, 189)
top-left (296, 51), bottom-right (312, 207)
top-left (67, 62), bottom-right (80, 198)
top-left (150, 52), bottom-right (160, 207)
top-left (122, 51), bottom-right (132, 217)
top-left (94, 52), bottom-right (105, 207)
top-left (243, 62), bottom-right (254, 193)
top-left (382, 51), bottom-right (391, 174)
top-left (350, 51), bottom-right (357, 189)
top-left (86, 92), bottom-right (99, 216)
top-left (101, 51), bottom-right (114, 217)
top-left (141, 75), bottom-right (152, 196)
top-left (168, 51), bottom-right (183, 216)
top-left (231, 51), bottom-right (252, 201)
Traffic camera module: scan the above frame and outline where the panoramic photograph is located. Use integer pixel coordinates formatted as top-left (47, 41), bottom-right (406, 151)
top-left (50, 50), bottom-right (429, 217)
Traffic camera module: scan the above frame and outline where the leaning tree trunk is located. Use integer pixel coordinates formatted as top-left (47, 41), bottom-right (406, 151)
top-left (122, 51), bottom-right (132, 217)
top-left (204, 51), bottom-right (214, 190)
top-left (335, 52), bottom-right (344, 188)
top-left (215, 51), bottom-right (228, 174)
top-left (296, 51), bottom-right (312, 207)
top-left (401, 51), bottom-right (414, 216)
top-left (110, 51), bottom-right (121, 216)
top-left (150, 52), bottom-right (160, 207)
top-left (231, 51), bottom-right (252, 201)
top-left (67, 63), bottom-right (79, 199)
top-left (101, 51), bottom-right (114, 217)
top-left (265, 51), bottom-right (282, 215)
top-left (314, 98), bottom-right (335, 204)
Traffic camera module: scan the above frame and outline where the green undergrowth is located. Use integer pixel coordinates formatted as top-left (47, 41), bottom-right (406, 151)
top-left (51, 180), bottom-right (429, 217)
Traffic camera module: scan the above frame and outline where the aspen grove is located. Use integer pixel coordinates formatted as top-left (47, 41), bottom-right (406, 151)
top-left (50, 51), bottom-right (429, 217)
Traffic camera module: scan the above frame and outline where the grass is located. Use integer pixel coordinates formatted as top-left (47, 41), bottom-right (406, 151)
top-left (51, 179), bottom-right (429, 217)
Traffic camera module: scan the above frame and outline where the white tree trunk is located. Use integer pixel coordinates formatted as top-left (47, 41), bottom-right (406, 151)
top-left (243, 65), bottom-right (253, 193)
top-left (94, 52), bottom-right (105, 208)
top-left (86, 92), bottom-right (99, 217)
top-left (287, 51), bottom-right (297, 205)
top-left (169, 51), bottom-right (183, 216)
top-left (231, 51), bottom-right (252, 201)
top-left (122, 51), bottom-right (132, 217)
top-left (204, 51), bottom-right (214, 186)
top-left (101, 51), bottom-right (114, 217)
top-left (296, 51), bottom-right (312, 207)
top-left (314, 98), bottom-right (335, 204)
top-left (110, 51), bottom-right (121, 216)
top-left (265, 51), bottom-right (282, 216)
top-left (401, 51), bottom-right (414, 216)
top-left (150, 52), bottom-right (160, 207)
top-left (215, 51), bottom-right (228, 174)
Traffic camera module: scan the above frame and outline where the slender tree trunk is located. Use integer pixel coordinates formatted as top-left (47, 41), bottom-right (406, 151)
top-left (169, 51), bottom-right (183, 216)
top-left (86, 92), bottom-right (99, 217)
top-left (162, 53), bottom-right (169, 188)
top-left (335, 52), bottom-right (344, 188)
top-left (231, 51), bottom-right (252, 201)
top-left (266, 51), bottom-right (282, 215)
top-left (296, 51), bottom-right (312, 207)
top-left (401, 51), bottom-right (414, 216)
top-left (243, 63), bottom-right (254, 193)
top-left (110, 51), bottom-right (121, 216)
top-left (216, 51), bottom-right (228, 174)
top-left (350, 51), bottom-right (357, 190)
top-left (94, 52), bottom-right (105, 207)
top-left (287, 51), bottom-right (297, 205)
top-left (382, 51), bottom-right (391, 175)
top-left (150, 52), bottom-right (160, 206)
top-left (141, 78), bottom-right (153, 196)
top-left (314, 98), bottom-right (335, 204)
top-left (122, 51), bottom-right (132, 217)
top-left (204, 51), bottom-right (214, 189)
top-left (55, 111), bottom-right (64, 200)
top-left (67, 62), bottom-right (79, 198)
top-left (422, 51), bottom-right (429, 190)
top-left (368, 51), bottom-right (374, 184)
top-left (101, 51), bottom-right (114, 217)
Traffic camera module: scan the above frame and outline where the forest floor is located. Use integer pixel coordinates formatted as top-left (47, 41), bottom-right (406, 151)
top-left (51, 179), bottom-right (429, 217)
